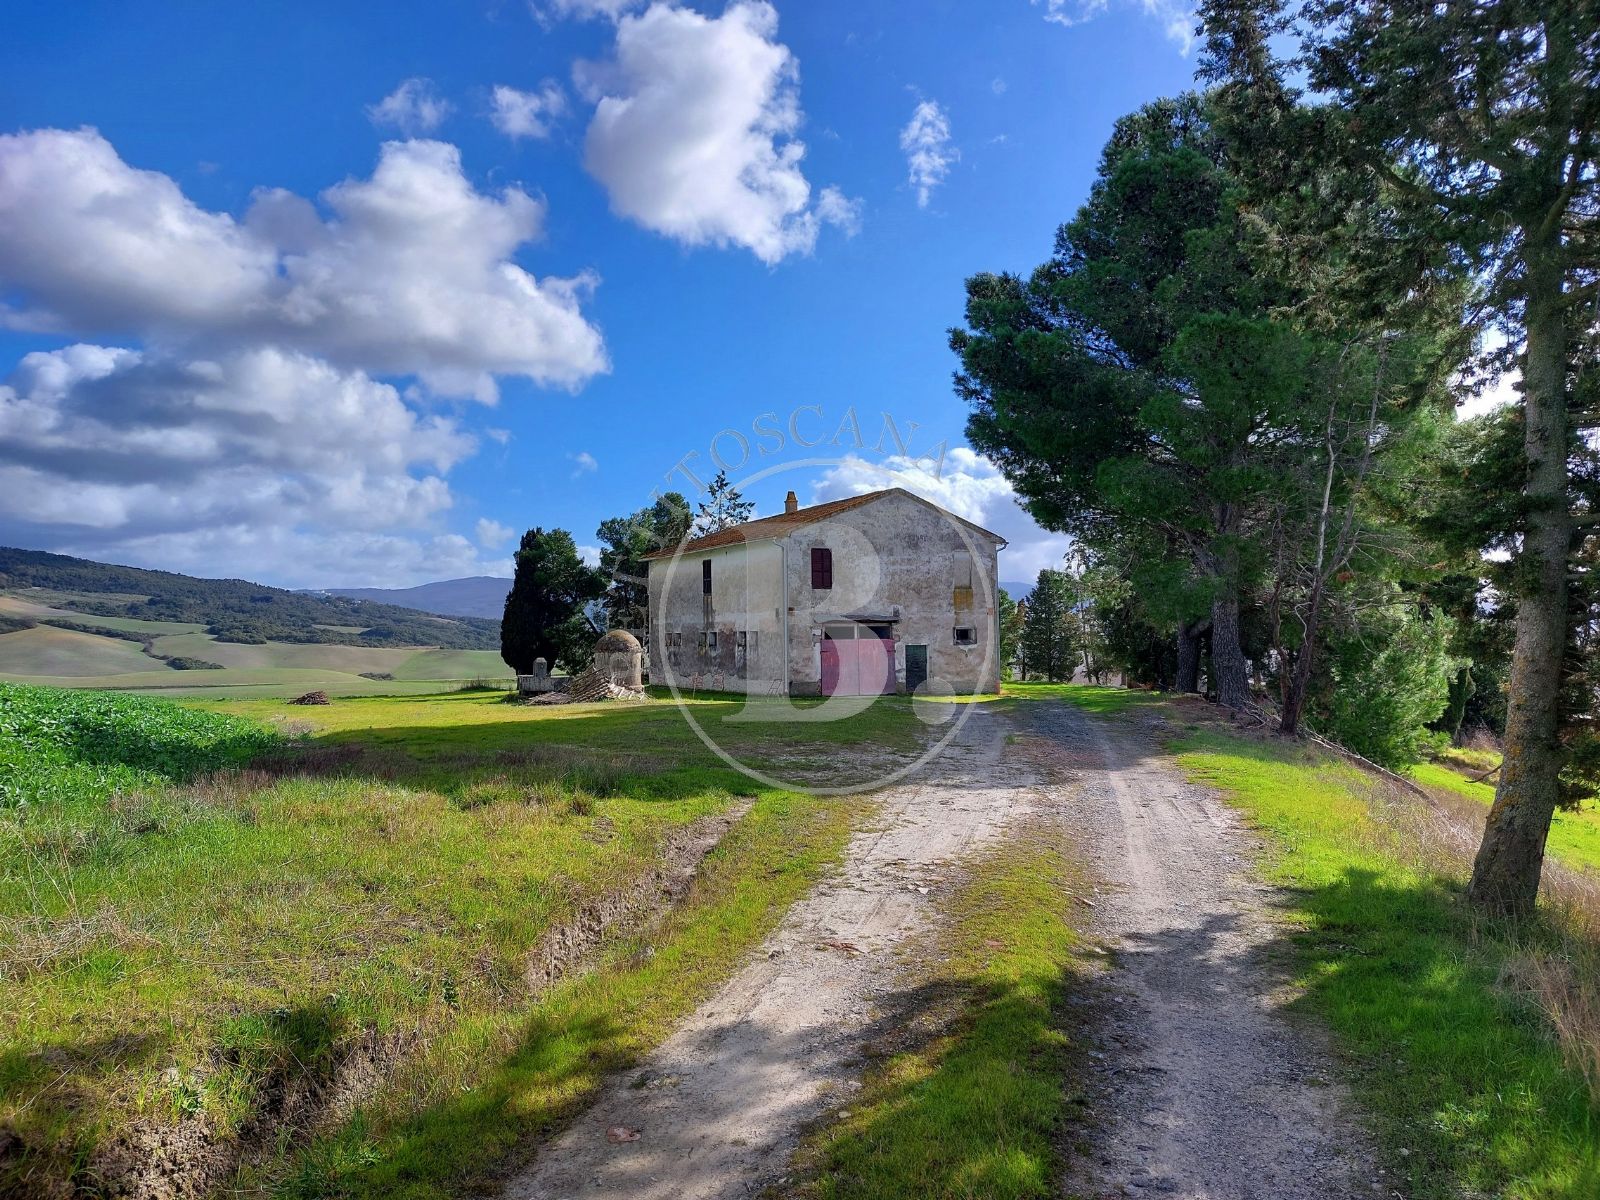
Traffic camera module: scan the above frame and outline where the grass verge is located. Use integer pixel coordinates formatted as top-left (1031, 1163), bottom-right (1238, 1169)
top-left (1006, 681), bottom-right (1164, 716)
top-left (270, 788), bottom-right (857, 1200)
top-left (1, 687), bottom-right (905, 1197)
top-left (786, 824), bottom-right (1091, 1200)
top-left (1411, 761), bottom-right (1600, 874)
top-left (1174, 727), bottom-right (1600, 1200)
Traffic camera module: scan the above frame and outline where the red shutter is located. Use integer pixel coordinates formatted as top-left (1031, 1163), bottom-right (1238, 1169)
top-left (810, 547), bottom-right (832, 589)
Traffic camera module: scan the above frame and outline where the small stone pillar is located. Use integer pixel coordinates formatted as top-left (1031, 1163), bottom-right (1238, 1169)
top-left (517, 657), bottom-right (552, 694)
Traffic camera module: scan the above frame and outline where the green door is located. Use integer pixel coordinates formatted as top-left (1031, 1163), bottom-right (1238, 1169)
top-left (905, 644), bottom-right (928, 694)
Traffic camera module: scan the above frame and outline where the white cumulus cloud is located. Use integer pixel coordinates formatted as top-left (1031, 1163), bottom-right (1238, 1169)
top-left (539, 0), bottom-right (646, 21)
top-left (0, 344), bottom-right (493, 586)
top-left (0, 128), bottom-right (608, 396)
top-left (367, 78), bottom-right (454, 134)
top-left (1032, 0), bottom-right (1196, 54)
top-left (811, 448), bottom-right (1071, 583)
top-left (475, 517), bottom-right (516, 548)
top-left (491, 81), bottom-right (567, 140)
top-left (569, 450), bottom-right (599, 476)
top-left (900, 100), bottom-right (955, 209)
top-left (575, 1), bottom-right (858, 264)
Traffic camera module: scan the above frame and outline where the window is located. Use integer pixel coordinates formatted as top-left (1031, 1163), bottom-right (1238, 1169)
top-left (697, 632), bottom-right (707, 653)
top-left (810, 546), bottom-right (833, 590)
top-left (702, 559), bottom-right (712, 594)
top-left (953, 626), bottom-right (977, 646)
top-left (707, 631), bottom-right (719, 653)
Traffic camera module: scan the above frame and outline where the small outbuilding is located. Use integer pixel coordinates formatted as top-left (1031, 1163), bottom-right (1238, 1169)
top-left (594, 629), bottom-right (644, 690)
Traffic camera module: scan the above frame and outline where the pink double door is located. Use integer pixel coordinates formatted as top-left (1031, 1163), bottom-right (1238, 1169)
top-left (821, 631), bottom-right (895, 696)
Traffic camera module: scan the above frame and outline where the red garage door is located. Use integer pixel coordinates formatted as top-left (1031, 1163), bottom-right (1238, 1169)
top-left (821, 627), bottom-right (895, 696)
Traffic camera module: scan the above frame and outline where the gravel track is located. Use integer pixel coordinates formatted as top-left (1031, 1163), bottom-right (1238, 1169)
top-left (505, 696), bottom-right (1389, 1200)
top-left (504, 703), bottom-right (1049, 1200)
top-left (1024, 700), bottom-right (1389, 1200)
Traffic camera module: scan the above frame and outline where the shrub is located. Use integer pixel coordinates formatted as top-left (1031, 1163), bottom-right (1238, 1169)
top-left (0, 683), bottom-right (280, 808)
top-left (1323, 609), bottom-right (1460, 771)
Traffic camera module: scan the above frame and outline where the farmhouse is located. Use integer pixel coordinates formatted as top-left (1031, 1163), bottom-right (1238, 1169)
top-left (645, 487), bottom-right (1006, 696)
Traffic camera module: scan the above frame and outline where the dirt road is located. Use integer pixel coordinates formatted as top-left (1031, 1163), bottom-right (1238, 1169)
top-left (1024, 700), bottom-right (1385, 1200)
top-left (504, 703), bottom-right (1050, 1200)
top-left (506, 696), bottom-right (1384, 1199)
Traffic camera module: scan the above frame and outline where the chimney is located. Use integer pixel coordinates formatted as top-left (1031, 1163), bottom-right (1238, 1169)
top-left (784, 490), bottom-right (798, 514)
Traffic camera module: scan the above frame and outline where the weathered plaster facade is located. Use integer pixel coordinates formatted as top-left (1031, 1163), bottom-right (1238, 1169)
top-left (646, 488), bottom-right (1004, 696)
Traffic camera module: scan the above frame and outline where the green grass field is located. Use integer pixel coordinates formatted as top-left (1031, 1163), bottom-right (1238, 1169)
top-left (0, 617), bottom-right (510, 698)
top-left (1413, 760), bottom-right (1600, 874)
top-left (0, 684), bottom-right (924, 1198)
top-left (1174, 729), bottom-right (1600, 1199)
top-left (1001, 679), bottom-right (1164, 714)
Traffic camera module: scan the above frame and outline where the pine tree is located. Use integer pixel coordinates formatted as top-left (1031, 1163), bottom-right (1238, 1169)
top-left (997, 588), bottom-right (1023, 680)
top-left (692, 471), bottom-right (754, 535)
top-left (1021, 569), bottom-right (1078, 682)
top-left (954, 95), bottom-right (1311, 708)
top-left (1200, 0), bottom-right (1600, 914)
top-left (596, 492), bottom-right (692, 631)
top-left (500, 528), bottom-right (605, 675)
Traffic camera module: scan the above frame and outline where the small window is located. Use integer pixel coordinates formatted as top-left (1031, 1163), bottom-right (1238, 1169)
top-left (810, 547), bottom-right (833, 590)
top-left (702, 559), bottom-right (712, 594)
top-left (953, 626), bottom-right (977, 646)
top-left (697, 632), bottom-right (707, 653)
top-left (707, 631), bottom-right (718, 653)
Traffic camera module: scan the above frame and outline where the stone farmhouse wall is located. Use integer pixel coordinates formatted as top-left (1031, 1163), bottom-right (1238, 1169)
top-left (647, 491), bottom-right (1001, 696)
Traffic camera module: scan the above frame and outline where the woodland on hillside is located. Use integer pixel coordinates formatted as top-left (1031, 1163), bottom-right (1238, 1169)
top-left (955, 0), bottom-right (1599, 916)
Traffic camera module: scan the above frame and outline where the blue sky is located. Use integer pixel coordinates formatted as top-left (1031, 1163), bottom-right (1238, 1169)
top-left (0, 0), bottom-right (1200, 588)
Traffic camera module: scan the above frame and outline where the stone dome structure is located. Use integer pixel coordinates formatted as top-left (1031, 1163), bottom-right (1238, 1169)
top-left (594, 629), bottom-right (644, 689)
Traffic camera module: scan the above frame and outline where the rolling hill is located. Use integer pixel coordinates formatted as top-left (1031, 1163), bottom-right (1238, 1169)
top-left (0, 548), bottom-right (498, 647)
top-left (322, 575), bottom-right (511, 619)
top-left (0, 548), bottom-right (509, 698)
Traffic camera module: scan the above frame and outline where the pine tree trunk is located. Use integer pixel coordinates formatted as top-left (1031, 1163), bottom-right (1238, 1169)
top-left (1468, 256), bottom-right (1570, 917)
top-left (1210, 592), bottom-right (1252, 709)
top-left (1176, 620), bottom-right (1204, 693)
top-left (1280, 581), bottom-right (1324, 736)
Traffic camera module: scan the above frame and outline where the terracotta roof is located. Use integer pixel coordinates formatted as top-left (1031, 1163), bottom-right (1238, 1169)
top-left (642, 488), bottom-right (1005, 559)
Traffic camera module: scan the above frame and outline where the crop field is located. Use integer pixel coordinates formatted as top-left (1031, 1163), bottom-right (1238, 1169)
top-left (0, 683), bottom-right (924, 1198)
top-left (0, 590), bottom-right (511, 698)
top-left (0, 624), bottom-right (164, 677)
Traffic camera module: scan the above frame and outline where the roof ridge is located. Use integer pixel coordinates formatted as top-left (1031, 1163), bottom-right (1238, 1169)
top-left (642, 487), bottom-right (1005, 559)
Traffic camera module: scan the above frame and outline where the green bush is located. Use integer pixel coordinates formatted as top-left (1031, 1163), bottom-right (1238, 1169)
top-left (0, 682), bottom-right (280, 808)
top-left (1323, 609), bottom-right (1460, 771)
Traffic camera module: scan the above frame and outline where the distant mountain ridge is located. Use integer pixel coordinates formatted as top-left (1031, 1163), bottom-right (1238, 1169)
top-left (0, 547), bottom-right (499, 649)
top-left (322, 576), bottom-right (511, 620)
